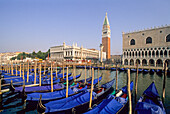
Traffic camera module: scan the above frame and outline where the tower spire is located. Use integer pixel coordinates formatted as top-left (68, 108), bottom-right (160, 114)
top-left (103, 12), bottom-right (109, 25)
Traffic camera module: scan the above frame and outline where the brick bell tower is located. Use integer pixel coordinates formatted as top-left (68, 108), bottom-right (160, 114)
top-left (102, 12), bottom-right (111, 59)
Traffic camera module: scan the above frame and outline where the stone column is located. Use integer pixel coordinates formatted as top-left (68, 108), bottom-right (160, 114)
top-left (100, 44), bottom-right (104, 63)
top-left (154, 60), bottom-right (157, 67)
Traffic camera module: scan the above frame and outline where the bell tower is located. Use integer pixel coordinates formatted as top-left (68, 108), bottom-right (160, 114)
top-left (102, 12), bottom-right (111, 59)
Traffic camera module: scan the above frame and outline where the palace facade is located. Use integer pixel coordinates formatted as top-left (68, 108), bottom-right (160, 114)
top-left (122, 25), bottom-right (170, 68)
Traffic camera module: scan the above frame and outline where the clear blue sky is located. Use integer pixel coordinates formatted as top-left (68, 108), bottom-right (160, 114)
top-left (0, 0), bottom-right (170, 55)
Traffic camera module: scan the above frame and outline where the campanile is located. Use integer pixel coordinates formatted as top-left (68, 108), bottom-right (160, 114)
top-left (102, 12), bottom-right (111, 59)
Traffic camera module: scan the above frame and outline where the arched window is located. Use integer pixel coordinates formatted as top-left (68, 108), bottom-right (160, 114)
top-left (146, 37), bottom-right (152, 44)
top-left (149, 59), bottom-right (154, 66)
top-left (156, 51), bottom-right (159, 57)
top-left (166, 34), bottom-right (170, 42)
top-left (145, 51), bottom-right (147, 57)
top-left (142, 59), bottom-right (147, 66)
top-left (124, 52), bottom-right (126, 57)
top-left (138, 51), bottom-right (141, 57)
top-left (152, 51), bottom-right (155, 57)
top-left (136, 59), bottom-right (140, 65)
top-left (142, 51), bottom-right (144, 57)
top-left (149, 51), bottom-right (151, 57)
top-left (132, 52), bottom-right (134, 57)
top-left (130, 39), bottom-right (135, 45)
top-left (160, 50), bottom-right (163, 57)
top-left (130, 59), bottom-right (134, 65)
top-left (124, 59), bottom-right (128, 65)
top-left (164, 50), bottom-right (167, 57)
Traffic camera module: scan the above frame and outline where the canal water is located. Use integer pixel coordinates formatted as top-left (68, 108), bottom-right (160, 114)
top-left (0, 68), bottom-right (170, 113)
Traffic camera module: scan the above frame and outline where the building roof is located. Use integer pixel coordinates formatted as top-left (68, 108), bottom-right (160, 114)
top-left (103, 12), bottom-right (109, 25)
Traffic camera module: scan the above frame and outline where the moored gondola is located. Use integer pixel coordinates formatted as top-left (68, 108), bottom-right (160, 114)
top-left (135, 82), bottom-right (166, 114)
top-left (37, 79), bottom-right (115, 114)
top-left (84, 81), bottom-right (134, 114)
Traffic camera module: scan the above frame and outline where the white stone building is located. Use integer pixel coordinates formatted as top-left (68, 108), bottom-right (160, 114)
top-left (122, 25), bottom-right (170, 68)
top-left (50, 42), bottom-right (106, 62)
top-left (0, 52), bottom-right (23, 64)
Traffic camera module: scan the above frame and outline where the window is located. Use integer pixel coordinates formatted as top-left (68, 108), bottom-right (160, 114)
top-left (146, 37), bottom-right (152, 44)
top-left (103, 32), bottom-right (107, 34)
top-left (160, 31), bottom-right (162, 33)
top-left (130, 39), bottom-right (135, 45)
top-left (166, 34), bottom-right (170, 42)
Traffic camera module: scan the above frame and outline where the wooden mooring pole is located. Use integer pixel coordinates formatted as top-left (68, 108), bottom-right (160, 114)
top-left (66, 67), bottom-right (68, 98)
top-left (55, 62), bottom-right (58, 78)
top-left (74, 65), bottom-right (76, 82)
top-left (16, 63), bottom-right (18, 76)
top-left (44, 61), bottom-right (46, 75)
top-left (98, 67), bottom-right (99, 88)
top-left (63, 64), bottom-right (64, 79)
top-left (51, 62), bottom-right (53, 92)
top-left (34, 61), bottom-right (37, 84)
top-left (27, 61), bottom-right (29, 83)
top-left (135, 62), bottom-right (139, 104)
top-left (0, 72), bottom-right (2, 95)
top-left (89, 68), bottom-right (94, 109)
top-left (162, 62), bottom-right (167, 103)
top-left (20, 63), bottom-right (21, 77)
top-left (39, 63), bottom-right (41, 86)
top-left (127, 69), bottom-right (132, 114)
top-left (85, 65), bottom-right (86, 84)
top-left (22, 63), bottom-right (25, 80)
top-left (116, 64), bottom-right (118, 91)
top-left (11, 61), bottom-right (13, 75)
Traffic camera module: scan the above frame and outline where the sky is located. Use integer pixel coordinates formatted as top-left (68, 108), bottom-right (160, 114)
top-left (0, 0), bottom-right (170, 55)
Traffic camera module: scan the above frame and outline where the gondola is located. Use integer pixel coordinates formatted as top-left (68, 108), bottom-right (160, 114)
top-left (110, 67), bottom-right (116, 71)
top-left (131, 68), bottom-right (137, 72)
top-left (10, 82), bottom-right (65, 93)
top-left (150, 69), bottom-right (155, 74)
top-left (37, 79), bottom-right (115, 114)
top-left (138, 69), bottom-right (143, 73)
top-left (84, 81), bottom-right (133, 114)
top-left (143, 69), bottom-right (149, 74)
top-left (99, 67), bottom-right (105, 70)
top-left (10, 73), bottom-right (82, 93)
top-left (27, 75), bottom-right (103, 103)
top-left (135, 82), bottom-right (166, 114)
top-left (87, 75), bottom-right (102, 87)
top-left (119, 68), bottom-right (125, 71)
top-left (27, 84), bottom-right (87, 103)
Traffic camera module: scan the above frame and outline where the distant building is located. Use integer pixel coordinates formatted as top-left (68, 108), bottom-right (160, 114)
top-left (102, 12), bottom-right (111, 60)
top-left (50, 42), bottom-right (106, 62)
top-left (111, 55), bottom-right (122, 64)
top-left (122, 25), bottom-right (170, 68)
top-left (0, 52), bottom-right (23, 64)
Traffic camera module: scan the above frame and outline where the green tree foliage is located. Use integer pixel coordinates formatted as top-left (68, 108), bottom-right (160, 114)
top-left (10, 49), bottom-right (50, 60)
